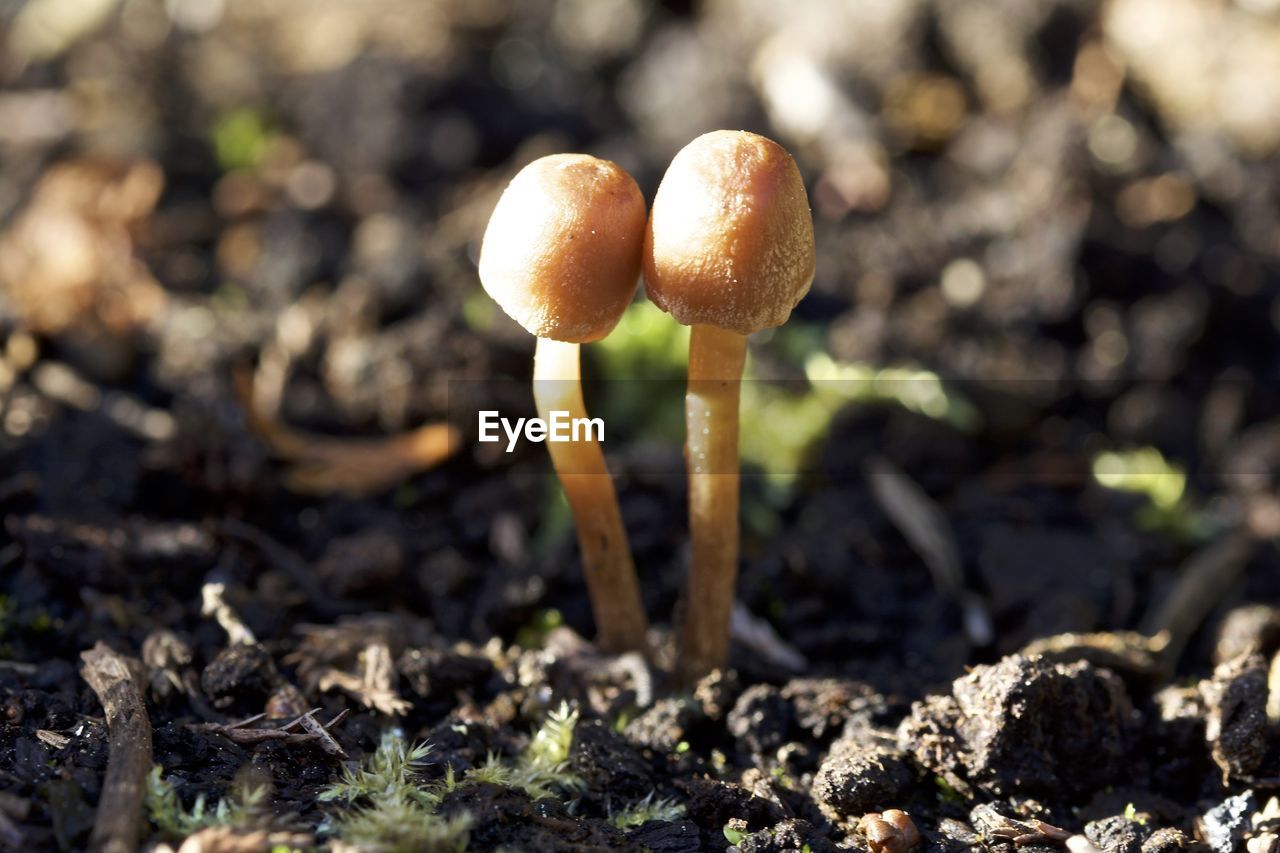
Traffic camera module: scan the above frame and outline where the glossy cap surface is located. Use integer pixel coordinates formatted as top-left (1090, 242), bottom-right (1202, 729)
top-left (643, 130), bottom-right (814, 335)
top-left (479, 154), bottom-right (646, 343)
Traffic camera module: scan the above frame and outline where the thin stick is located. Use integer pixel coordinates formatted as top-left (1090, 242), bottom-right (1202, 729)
top-left (1140, 531), bottom-right (1254, 671)
top-left (533, 337), bottom-right (649, 654)
top-left (81, 642), bottom-right (152, 853)
top-left (678, 324), bottom-right (747, 684)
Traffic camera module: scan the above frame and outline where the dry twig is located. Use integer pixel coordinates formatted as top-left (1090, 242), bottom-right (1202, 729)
top-left (294, 710), bottom-right (348, 758)
top-left (188, 709), bottom-right (349, 756)
top-left (80, 642), bottom-right (153, 853)
top-left (217, 520), bottom-right (349, 618)
top-left (1141, 532), bottom-right (1254, 670)
top-left (200, 581), bottom-right (256, 646)
top-left (234, 366), bottom-right (458, 498)
top-left (866, 456), bottom-right (993, 646)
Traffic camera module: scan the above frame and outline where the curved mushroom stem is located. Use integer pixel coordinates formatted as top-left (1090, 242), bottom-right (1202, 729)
top-left (533, 336), bottom-right (650, 655)
top-left (678, 324), bottom-right (748, 685)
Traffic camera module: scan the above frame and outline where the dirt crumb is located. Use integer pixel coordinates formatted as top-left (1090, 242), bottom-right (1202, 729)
top-left (1198, 653), bottom-right (1267, 783)
top-left (1200, 791), bottom-right (1255, 853)
top-left (781, 678), bottom-right (888, 740)
top-left (675, 777), bottom-right (787, 833)
top-left (1084, 814), bottom-right (1151, 853)
top-left (735, 818), bottom-right (835, 852)
top-left (812, 738), bottom-right (913, 822)
top-left (625, 697), bottom-right (701, 754)
top-left (729, 684), bottom-right (792, 755)
top-left (1139, 827), bottom-right (1201, 852)
top-left (199, 643), bottom-right (280, 709)
top-left (897, 654), bottom-right (1133, 799)
top-left (568, 719), bottom-right (657, 805)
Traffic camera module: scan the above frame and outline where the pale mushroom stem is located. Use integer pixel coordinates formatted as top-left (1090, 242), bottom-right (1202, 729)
top-left (533, 336), bottom-right (650, 654)
top-left (678, 323), bottom-right (748, 685)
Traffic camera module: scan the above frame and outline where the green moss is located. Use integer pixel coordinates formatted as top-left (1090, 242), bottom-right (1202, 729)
top-left (320, 734), bottom-right (437, 809)
top-left (610, 792), bottom-right (685, 829)
top-left (592, 301), bottom-right (688, 445)
top-left (319, 706), bottom-right (585, 850)
top-left (319, 733), bottom-right (470, 853)
top-left (594, 301), bottom-right (690, 381)
top-left (740, 352), bottom-right (978, 490)
top-left (468, 703), bottom-right (583, 800)
top-left (146, 766), bottom-right (269, 838)
top-left (594, 304), bottom-right (979, 499)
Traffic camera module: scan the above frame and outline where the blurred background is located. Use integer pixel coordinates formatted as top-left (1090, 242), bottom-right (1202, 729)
top-left (2, 0), bottom-right (1280, 665)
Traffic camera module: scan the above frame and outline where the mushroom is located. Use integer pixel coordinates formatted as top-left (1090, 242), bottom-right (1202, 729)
top-left (643, 130), bottom-right (814, 683)
top-left (479, 153), bottom-right (650, 654)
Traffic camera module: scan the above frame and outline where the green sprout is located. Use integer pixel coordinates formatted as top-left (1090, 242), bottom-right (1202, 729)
top-left (1092, 447), bottom-right (1209, 540)
top-left (934, 774), bottom-right (964, 805)
top-left (514, 606), bottom-right (565, 650)
top-left (1123, 802), bottom-right (1148, 825)
top-left (801, 352), bottom-right (979, 430)
top-left (211, 108), bottom-right (271, 172)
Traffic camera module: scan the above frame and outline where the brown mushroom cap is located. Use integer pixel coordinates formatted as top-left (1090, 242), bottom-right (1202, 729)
top-left (643, 130), bottom-right (815, 335)
top-left (479, 153), bottom-right (646, 344)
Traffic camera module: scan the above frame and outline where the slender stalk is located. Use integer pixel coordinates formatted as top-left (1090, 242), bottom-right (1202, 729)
top-left (533, 337), bottom-right (649, 654)
top-left (678, 324), bottom-right (748, 684)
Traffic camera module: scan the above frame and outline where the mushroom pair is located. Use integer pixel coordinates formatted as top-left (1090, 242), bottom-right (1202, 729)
top-left (479, 132), bottom-right (815, 683)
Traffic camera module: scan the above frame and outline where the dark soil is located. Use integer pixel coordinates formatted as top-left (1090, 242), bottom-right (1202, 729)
top-left (2, 0), bottom-right (1280, 851)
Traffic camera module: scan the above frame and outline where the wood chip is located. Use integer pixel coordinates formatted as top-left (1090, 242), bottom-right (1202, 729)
top-left (0, 159), bottom-right (167, 338)
top-left (174, 826), bottom-right (313, 853)
top-left (317, 642), bottom-right (411, 717)
top-left (36, 729), bottom-right (70, 749)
